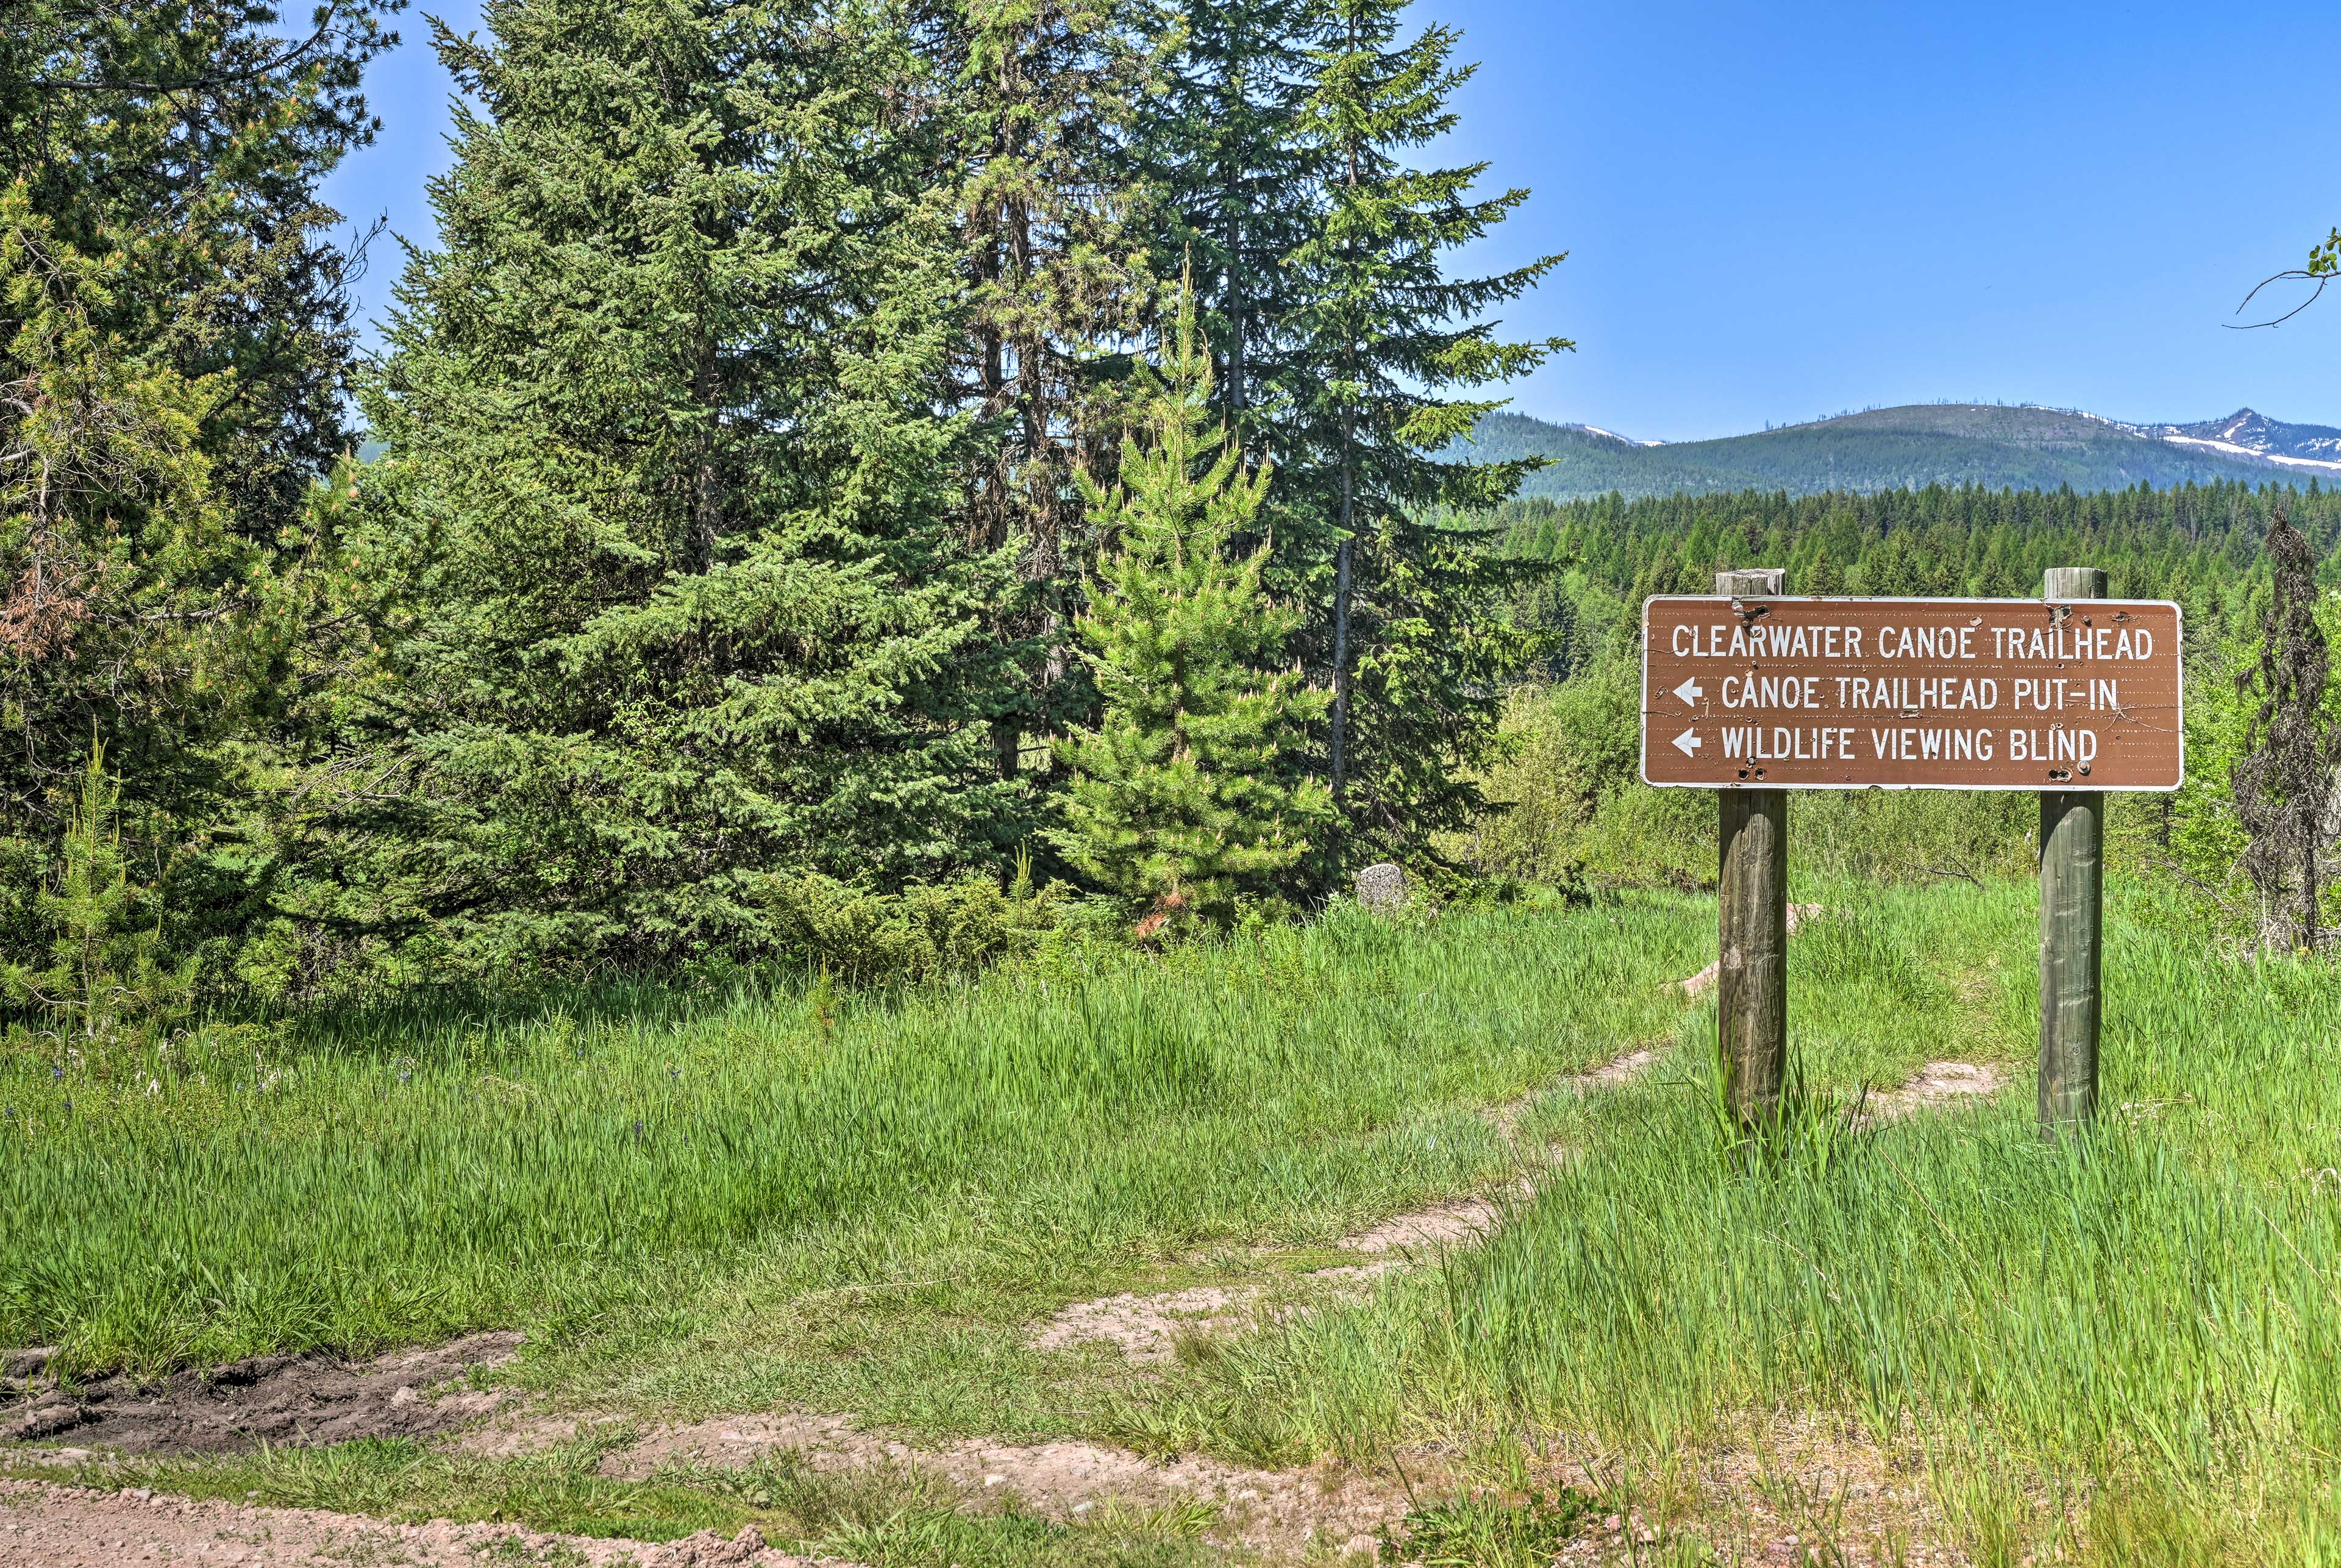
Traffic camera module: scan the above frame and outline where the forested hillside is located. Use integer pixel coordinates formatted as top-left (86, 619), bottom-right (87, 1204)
top-left (1497, 479), bottom-right (2330, 665)
top-left (1469, 405), bottom-right (2312, 500)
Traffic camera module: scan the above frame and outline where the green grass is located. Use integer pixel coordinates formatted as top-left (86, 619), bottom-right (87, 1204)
top-left (0, 898), bottom-right (1701, 1403)
top-left (9, 879), bottom-right (2341, 1561)
top-left (1133, 882), bottom-right (2341, 1559)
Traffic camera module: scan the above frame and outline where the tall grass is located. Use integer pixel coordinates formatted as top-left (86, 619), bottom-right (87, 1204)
top-left (1141, 883), bottom-right (2341, 1556)
top-left (0, 900), bottom-right (1705, 1375)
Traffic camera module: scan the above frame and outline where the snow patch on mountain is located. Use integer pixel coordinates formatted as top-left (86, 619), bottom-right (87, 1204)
top-left (2155, 434), bottom-right (2341, 474)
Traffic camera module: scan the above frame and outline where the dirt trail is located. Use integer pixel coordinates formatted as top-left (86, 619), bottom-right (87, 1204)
top-left (1030, 1036), bottom-right (1667, 1366)
top-left (5, 1335), bottom-right (522, 1455)
top-left (0, 1478), bottom-right (827, 1567)
top-left (1864, 1060), bottom-right (2005, 1122)
top-left (560, 1413), bottom-right (1403, 1557)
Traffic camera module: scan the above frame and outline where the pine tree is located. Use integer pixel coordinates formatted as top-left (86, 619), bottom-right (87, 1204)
top-left (1137, 0), bottom-right (1327, 442)
top-left (1056, 285), bottom-right (1330, 926)
top-left (1283, 0), bottom-right (1567, 869)
top-left (936, 0), bottom-right (1161, 778)
top-left (1, 1), bottom-right (392, 982)
top-left (352, 0), bottom-right (1027, 967)
top-left (2, 0), bottom-right (397, 544)
top-left (0, 191), bottom-right (271, 856)
top-left (2232, 508), bottom-right (2334, 950)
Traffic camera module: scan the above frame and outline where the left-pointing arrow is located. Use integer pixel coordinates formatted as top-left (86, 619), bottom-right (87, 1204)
top-left (1673, 676), bottom-right (1703, 705)
top-left (1672, 729), bottom-right (1701, 757)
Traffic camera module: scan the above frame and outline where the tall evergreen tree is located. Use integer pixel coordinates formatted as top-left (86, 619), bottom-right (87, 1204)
top-left (1136, 0), bottom-right (1325, 441)
top-left (1056, 285), bottom-right (1330, 925)
top-left (1, 0), bottom-right (393, 983)
top-left (1283, 0), bottom-right (1567, 867)
top-left (351, 0), bottom-right (1026, 968)
top-left (2232, 509), bottom-right (2334, 950)
top-left (2, 0), bottom-right (397, 542)
top-left (933, 0), bottom-right (1161, 777)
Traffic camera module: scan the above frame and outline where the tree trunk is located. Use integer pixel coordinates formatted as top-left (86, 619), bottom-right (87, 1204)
top-left (1328, 437), bottom-right (1354, 804)
top-left (688, 346), bottom-right (721, 574)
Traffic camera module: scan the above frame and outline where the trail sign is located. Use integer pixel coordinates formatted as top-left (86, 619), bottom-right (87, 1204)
top-left (1640, 596), bottom-right (2182, 791)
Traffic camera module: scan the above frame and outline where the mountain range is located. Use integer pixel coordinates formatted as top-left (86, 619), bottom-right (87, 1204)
top-left (1463, 404), bottom-right (2341, 501)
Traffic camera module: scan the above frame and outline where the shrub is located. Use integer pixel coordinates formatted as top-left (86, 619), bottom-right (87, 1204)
top-left (749, 865), bottom-right (1066, 988)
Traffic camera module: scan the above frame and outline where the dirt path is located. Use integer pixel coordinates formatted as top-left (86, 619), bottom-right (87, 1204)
top-left (1027, 1035), bottom-right (1670, 1367)
top-left (499, 1414), bottom-right (1408, 1558)
top-left (7, 1335), bottom-right (522, 1452)
top-left (0, 1478), bottom-right (824, 1567)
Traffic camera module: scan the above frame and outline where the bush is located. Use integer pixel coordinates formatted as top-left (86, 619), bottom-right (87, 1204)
top-left (749, 865), bottom-right (1066, 988)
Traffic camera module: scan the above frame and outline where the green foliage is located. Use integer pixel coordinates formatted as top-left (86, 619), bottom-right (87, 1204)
top-left (1056, 289), bottom-right (1331, 925)
top-left (2307, 228), bottom-right (2341, 280)
top-left (0, 187), bottom-right (305, 994)
top-left (1280, 0), bottom-right (1569, 870)
top-left (1138, 0), bottom-right (1329, 451)
top-left (346, 0), bottom-right (1030, 971)
top-left (0, 0), bottom-right (393, 994)
top-left (1, 746), bottom-right (195, 1057)
top-left (0, 0), bottom-right (396, 533)
top-left (2229, 510), bottom-right (2336, 949)
top-left (1453, 664), bottom-right (1638, 888)
top-left (749, 869), bottom-right (1066, 989)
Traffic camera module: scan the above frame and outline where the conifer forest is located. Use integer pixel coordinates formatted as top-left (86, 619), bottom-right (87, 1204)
top-left (5, 2), bottom-right (2341, 1564)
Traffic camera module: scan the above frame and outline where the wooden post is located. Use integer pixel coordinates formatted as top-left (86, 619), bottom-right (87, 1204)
top-left (1716, 568), bottom-right (1787, 1122)
top-left (2039, 566), bottom-right (2106, 1133)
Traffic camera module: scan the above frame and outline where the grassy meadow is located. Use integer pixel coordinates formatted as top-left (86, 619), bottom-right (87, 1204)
top-left (6, 880), bottom-right (2341, 1563)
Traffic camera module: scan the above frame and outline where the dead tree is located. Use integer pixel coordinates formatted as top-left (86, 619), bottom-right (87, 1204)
top-left (2232, 508), bottom-right (2334, 950)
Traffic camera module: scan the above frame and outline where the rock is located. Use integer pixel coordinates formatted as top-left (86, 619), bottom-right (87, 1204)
top-left (2, 1346), bottom-right (57, 1380)
top-left (665, 1525), bottom-right (767, 1564)
top-left (1353, 862), bottom-right (1406, 910)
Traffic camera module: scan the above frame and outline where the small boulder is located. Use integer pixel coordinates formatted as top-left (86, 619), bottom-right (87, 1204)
top-left (1353, 862), bottom-right (1406, 910)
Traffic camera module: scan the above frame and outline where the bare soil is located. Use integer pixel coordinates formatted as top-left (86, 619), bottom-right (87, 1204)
top-left (0, 1478), bottom-right (829, 1567)
top-left (1026, 1284), bottom-right (1258, 1364)
top-left (1865, 1060), bottom-right (2006, 1123)
top-left (469, 1411), bottom-right (1408, 1558)
top-left (2, 1333), bottom-right (522, 1455)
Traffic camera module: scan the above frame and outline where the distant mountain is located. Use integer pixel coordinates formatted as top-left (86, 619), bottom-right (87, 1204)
top-left (2122, 408), bottom-right (2341, 472)
top-left (1459, 404), bottom-right (2339, 502)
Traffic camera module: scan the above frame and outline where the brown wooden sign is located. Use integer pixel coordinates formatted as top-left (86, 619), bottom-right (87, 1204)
top-left (1640, 595), bottom-right (2183, 790)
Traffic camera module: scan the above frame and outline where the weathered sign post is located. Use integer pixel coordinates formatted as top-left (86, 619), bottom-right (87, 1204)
top-left (1641, 575), bottom-right (2183, 1132)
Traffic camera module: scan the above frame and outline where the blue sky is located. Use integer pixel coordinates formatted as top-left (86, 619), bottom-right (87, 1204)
top-left (322, 0), bottom-right (2341, 443)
